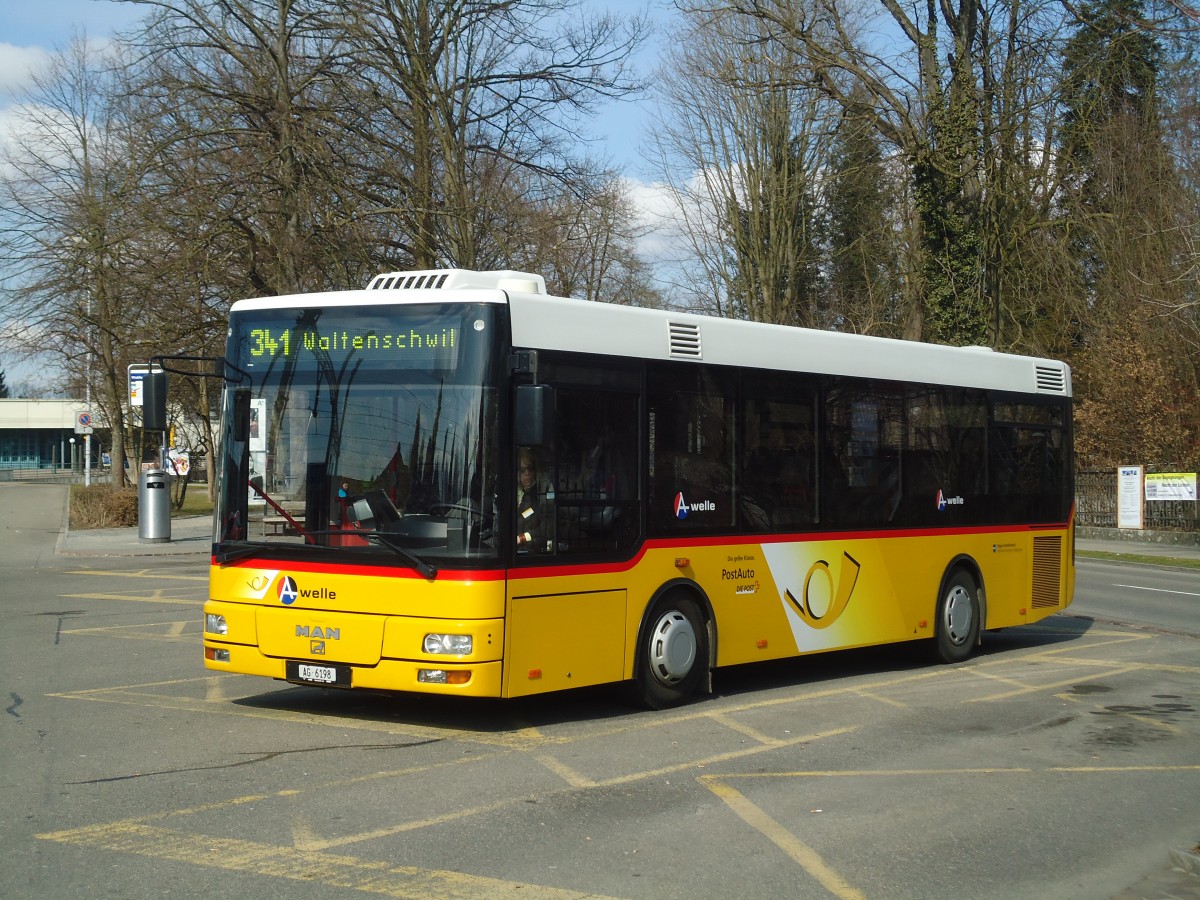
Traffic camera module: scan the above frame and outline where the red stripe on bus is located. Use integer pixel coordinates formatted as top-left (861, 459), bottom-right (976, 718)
top-left (212, 519), bottom-right (1071, 581)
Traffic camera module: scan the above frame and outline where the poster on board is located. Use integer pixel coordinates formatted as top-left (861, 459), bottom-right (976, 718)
top-left (1144, 472), bottom-right (1197, 502)
top-left (249, 398), bottom-right (267, 505)
top-left (1117, 465), bottom-right (1143, 529)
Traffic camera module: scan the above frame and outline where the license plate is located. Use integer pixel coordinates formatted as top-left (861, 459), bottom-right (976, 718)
top-left (286, 660), bottom-right (351, 687)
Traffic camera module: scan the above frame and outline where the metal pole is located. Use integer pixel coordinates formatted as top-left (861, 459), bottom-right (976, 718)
top-left (84, 292), bottom-right (92, 487)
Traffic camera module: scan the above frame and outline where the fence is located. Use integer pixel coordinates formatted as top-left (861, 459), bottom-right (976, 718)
top-left (0, 468), bottom-right (116, 482)
top-left (0, 465), bottom-right (207, 486)
top-left (1076, 468), bottom-right (1199, 531)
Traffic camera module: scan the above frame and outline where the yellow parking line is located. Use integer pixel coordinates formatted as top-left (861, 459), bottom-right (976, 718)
top-left (968, 665), bottom-right (1145, 702)
top-left (60, 591), bottom-right (201, 606)
top-left (702, 780), bottom-right (865, 900)
top-left (66, 569), bottom-right (207, 581)
top-left (1037, 656), bottom-right (1200, 675)
top-left (59, 621), bottom-right (196, 641)
top-left (853, 690), bottom-right (907, 709)
top-left (962, 667), bottom-right (1031, 689)
top-left (709, 711), bottom-right (787, 746)
top-left (536, 752), bottom-right (598, 788)
top-left (38, 822), bottom-right (622, 899)
top-left (708, 764), bottom-right (1200, 780)
top-left (596, 727), bottom-right (858, 789)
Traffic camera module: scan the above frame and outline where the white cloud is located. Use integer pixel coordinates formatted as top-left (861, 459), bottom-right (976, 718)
top-left (620, 175), bottom-right (690, 261)
top-left (0, 43), bottom-right (49, 97)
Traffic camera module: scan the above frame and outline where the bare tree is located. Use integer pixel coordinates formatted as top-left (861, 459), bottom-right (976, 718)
top-left (488, 174), bottom-right (663, 305)
top-left (126, 0), bottom-right (373, 298)
top-left (648, 3), bottom-right (836, 325)
top-left (722, 0), bottom-right (998, 342)
top-left (0, 36), bottom-right (158, 485)
top-left (334, 0), bottom-right (647, 271)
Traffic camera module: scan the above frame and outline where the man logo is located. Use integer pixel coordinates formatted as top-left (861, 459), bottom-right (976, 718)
top-left (277, 575), bottom-right (299, 606)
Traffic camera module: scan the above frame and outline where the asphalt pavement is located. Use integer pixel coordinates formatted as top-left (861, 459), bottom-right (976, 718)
top-left (46, 494), bottom-right (1200, 897)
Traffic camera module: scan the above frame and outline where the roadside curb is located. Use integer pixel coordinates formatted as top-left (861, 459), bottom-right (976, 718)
top-left (56, 487), bottom-right (212, 558)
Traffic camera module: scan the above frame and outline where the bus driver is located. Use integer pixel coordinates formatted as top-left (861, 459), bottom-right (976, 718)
top-left (516, 448), bottom-right (550, 550)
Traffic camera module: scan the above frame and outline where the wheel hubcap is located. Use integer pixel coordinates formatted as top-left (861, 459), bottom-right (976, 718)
top-left (649, 610), bottom-right (697, 685)
top-left (944, 585), bottom-right (973, 645)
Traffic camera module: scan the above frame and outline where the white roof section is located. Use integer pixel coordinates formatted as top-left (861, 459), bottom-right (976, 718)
top-left (230, 287), bottom-right (508, 313)
top-left (506, 292), bottom-right (1072, 397)
top-left (367, 268), bottom-right (546, 295)
top-left (232, 269), bottom-right (544, 312)
top-left (228, 269), bottom-right (1071, 397)
top-left (0, 399), bottom-right (92, 429)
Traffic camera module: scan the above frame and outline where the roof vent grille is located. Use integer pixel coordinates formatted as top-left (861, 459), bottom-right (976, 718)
top-left (668, 321), bottom-right (702, 359)
top-left (367, 268), bottom-right (544, 293)
top-left (1035, 365), bottom-right (1066, 394)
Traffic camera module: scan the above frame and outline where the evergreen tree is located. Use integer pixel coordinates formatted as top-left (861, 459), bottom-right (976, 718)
top-left (0, 368), bottom-right (9, 399)
top-left (824, 104), bottom-right (903, 336)
top-left (1057, 0), bottom-right (1197, 465)
top-left (1058, 0), bottom-right (1167, 314)
top-left (1060, 0), bottom-right (1161, 176)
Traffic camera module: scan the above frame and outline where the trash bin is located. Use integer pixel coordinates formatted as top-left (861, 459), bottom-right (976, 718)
top-left (138, 468), bottom-right (171, 542)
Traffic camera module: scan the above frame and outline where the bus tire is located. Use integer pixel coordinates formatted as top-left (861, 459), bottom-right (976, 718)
top-left (634, 593), bottom-right (707, 710)
top-left (934, 569), bottom-right (980, 664)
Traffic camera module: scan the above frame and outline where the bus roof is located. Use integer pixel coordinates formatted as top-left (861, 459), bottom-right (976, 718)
top-left (505, 292), bottom-right (1070, 399)
top-left (229, 270), bottom-right (1071, 398)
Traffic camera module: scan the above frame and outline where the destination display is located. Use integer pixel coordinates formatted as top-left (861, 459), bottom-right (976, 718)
top-left (231, 305), bottom-right (474, 373)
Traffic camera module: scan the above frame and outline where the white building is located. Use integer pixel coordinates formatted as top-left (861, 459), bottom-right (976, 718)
top-left (0, 399), bottom-right (100, 472)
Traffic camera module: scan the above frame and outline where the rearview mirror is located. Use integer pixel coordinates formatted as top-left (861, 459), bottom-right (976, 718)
top-left (515, 384), bottom-right (555, 446)
top-left (143, 372), bottom-right (168, 431)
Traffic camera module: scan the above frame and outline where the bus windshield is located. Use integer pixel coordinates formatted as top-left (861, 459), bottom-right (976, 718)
top-left (214, 302), bottom-right (505, 567)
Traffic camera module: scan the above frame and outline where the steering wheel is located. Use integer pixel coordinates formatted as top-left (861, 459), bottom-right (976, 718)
top-left (429, 502), bottom-right (493, 548)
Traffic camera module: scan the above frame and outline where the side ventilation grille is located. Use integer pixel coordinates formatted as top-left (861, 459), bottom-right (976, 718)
top-left (1035, 365), bottom-right (1067, 394)
top-left (1031, 536), bottom-right (1063, 609)
top-left (669, 321), bottom-right (702, 359)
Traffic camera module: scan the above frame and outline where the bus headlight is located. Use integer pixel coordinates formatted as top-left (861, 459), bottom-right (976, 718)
top-left (423, 633), bottom-right (472, 655)
top-left (418, 669), bottom-right (472, 685)
top-left (205, 613), bottom-right (228, 635)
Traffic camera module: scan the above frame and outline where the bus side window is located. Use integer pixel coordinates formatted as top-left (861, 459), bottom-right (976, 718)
top-left (647, 364), bottom-right (735, 534)
top-left (740, 371), bottom-right (817, 532)
top-left (822, 382), bottom-right (904, 527)
top-left (550, 387), bottom-right (639, 554)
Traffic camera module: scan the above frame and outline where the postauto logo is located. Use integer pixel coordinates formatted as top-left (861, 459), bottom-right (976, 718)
top-left (276, 575), bottom-right (299, 605)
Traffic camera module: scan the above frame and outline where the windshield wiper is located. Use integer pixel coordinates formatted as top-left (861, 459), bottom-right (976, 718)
top-left (216, 542), bottom-right (276, 566)
top-left (215, 530), bottom-right (437, 580)
top-left (283, 528), bottom-right (439, 580)
top-left (359, 531), bottom-right (438, 580)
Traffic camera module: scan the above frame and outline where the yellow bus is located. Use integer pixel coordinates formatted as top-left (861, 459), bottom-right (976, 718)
top-left (194, 268), bottom-right (1074, 708)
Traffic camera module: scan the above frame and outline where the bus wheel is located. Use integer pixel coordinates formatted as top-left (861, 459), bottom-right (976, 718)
top-left (935, 570), bottom-right (980, 663)
top-left (635, 594), bottom-right (707, 709)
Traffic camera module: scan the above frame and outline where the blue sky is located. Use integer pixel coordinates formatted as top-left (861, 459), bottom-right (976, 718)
top-left (0, 1), bottom-right (674, 389)
top-left (0, 0), bottom-right (665, 176)
top-left (1, 0), bottom-right (144, 47)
